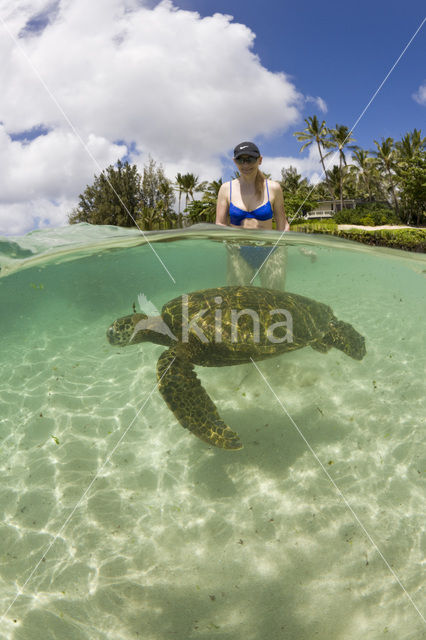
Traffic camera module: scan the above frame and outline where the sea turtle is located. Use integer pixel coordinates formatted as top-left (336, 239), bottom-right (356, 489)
top-left (107, 286), bottom-right (366, 450)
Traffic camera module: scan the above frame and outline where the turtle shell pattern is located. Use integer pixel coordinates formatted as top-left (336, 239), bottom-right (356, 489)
top-left (161, 285), bottom-right (336, 366)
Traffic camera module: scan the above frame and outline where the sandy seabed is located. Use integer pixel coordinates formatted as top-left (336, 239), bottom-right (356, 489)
top-left (0, 225), bottom-right (425, 640)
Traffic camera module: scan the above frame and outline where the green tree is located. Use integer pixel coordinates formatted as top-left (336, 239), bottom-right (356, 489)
top-left (327, 125), bottom-right (356, 210)
top-left (280, 166), bottom-right (317, 218)
top-left (68, 160), bottom-right (142, 226)
top-left (350, 149), bottom-right (371, 200)
top-left (324, 165), bottom-right (344, 203)
top-left (180, 173), bottom-right (204, 203)
top-left (294, 115), bottom-right (334, 200)
top-left (173, 173), bottom-right (205, 226)
top-left (137, 157), bottom-right (175, 230)
top-left (184, 178), bottom-right (223, 224)
top-left (310, 180), bottom-right (331, 200)
top-left (184, 200), bottom-right (208, 224)
top-left (396, 153), bottom-right (426, 226)
top-left (348, 149), bottom-right (384, 201)
top-left (395, 129), bottom-right (426, 161)
top-left (137, 206), bottom-right (162, 231)
top-left (156, 180), bottom-right (178, 229)
top-left (280, 166), bottom-right (309, 193)
top-left (206, 179), bottom-right (223, 198)
top-left (174, 173), bottom-right (185, 216)
top-left (373, 137), bottom-right (399, 214)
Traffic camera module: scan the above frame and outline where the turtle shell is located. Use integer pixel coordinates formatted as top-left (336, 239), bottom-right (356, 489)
top-left (161, 286), bottom-right (335, 366)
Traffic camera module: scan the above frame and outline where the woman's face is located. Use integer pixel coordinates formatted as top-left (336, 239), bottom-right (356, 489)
top-left (234, 155), bottom-right (262, 176)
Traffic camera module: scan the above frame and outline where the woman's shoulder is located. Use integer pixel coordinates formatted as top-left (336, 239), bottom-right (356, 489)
top-left (220, 179), bottom-right (236, 191)
top-left (217, 181), bottom-right (231, 201)
top-left (266, 179), bottom-right (282, 195)
top-left (266, 178), bottom-right (281, 190)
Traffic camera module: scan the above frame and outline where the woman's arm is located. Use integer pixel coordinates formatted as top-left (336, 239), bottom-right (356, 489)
top-left (271, 182), bottom-right (290, 232)
top-left (215, 183), bottom-right (229, 226)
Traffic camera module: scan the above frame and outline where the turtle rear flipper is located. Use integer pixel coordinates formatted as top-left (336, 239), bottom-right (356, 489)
top-left (157, 348), bottom-right (243, 450)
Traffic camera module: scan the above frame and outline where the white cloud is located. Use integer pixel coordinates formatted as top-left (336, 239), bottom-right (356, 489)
top-left (305, 95), bottom-right (328, 114)
top-left (0, 0), bottom-right (306, 235)
top-left (0, 198), bottom-right (75, 236)
top-left (262, 144), bottom-right (330, 185)
top-left (0, 125), bottom-right (126, 203)
top-left (412, 82), bottom-right (426, 106)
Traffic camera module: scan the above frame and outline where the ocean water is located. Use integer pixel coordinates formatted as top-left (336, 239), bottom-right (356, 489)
top-left (0, 223), bottom-right (425, 640)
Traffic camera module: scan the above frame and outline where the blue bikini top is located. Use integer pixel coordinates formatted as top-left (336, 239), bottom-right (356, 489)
top-left (229, 180), bottom-right (273, 226)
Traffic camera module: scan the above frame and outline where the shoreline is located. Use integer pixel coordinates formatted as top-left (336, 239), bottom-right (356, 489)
top-left (337, 224), bottom-right (422, 231)
top-left (292, 223), bottom-right (426, 253)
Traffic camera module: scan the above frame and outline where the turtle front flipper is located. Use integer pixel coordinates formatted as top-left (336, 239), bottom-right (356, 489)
top-left (323, 319), bottom-right (366, 361)
top-left (157, 348), bottom-right (243, 450)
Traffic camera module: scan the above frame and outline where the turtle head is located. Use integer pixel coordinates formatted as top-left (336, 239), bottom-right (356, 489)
top-left (107, 313), bottom-right (148, 346)
top-left (107, 313), bottom-right (176, 347)
top-left (321, 319), bottom-right (366, 361)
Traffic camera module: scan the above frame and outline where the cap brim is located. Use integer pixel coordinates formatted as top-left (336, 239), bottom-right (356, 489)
top-left (234, 152), bottom-right (260, 159)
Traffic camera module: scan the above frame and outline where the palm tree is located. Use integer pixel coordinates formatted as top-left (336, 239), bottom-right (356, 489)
top-left (351, 149), bottom-right (380, 201)
top-left (174, 173), bottom-right (185, 217)
top-left (396, 153), bottom-right (426, 226)
top-left (157, 180), bottom-right (177, 228)
top-left (204, 179), bottom-right (223, 199)
top-left (373, 137), bottom-right (399, 213)
top-left (184, 179), bottom-right (223, 224)
top-left (325, 165), bottom-right (341, 202)
top-left (294, 115), bottom-right (334, 200)
top-left (327, 125), bottom-right (357, 210)
top-left (395, 129), bottom-right (426, 161)
top-left (137, 206), bottom-right (161, 230)
top-left (280, 166), bottom-right (316, 218)
top-left (174, 173), bottom-right (205, 227)
top-left (179, 173), bottom-right (203, 203)
top-left (202, 179), bottom-right (223, 222)
top-left (280, 166), bottom-right (309, 194)
top-left (351, 149), bottom-right (369, 199)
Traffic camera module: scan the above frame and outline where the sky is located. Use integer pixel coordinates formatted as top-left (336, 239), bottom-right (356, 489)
top-left (0, 0), bottom-right (424, 235)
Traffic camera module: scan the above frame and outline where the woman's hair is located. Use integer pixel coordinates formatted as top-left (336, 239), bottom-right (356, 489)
top-left (254, 169), bottom-right (266, 198)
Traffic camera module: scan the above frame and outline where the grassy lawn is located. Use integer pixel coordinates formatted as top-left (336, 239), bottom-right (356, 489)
top-left (291, 222), bottom-right (426, 253)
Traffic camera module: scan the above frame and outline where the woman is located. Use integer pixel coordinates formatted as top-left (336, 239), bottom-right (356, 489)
top-left (215, 141), bottom-right (290, 290)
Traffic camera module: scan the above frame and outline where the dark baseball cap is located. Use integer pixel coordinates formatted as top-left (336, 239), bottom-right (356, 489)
top-left (233, 141), bottom-right (261, 159)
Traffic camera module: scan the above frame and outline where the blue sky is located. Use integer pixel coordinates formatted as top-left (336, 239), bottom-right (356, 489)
top-left (0, 0), bottom-right (424, 235)
top-left (177, 0), bottom-right (425, 157)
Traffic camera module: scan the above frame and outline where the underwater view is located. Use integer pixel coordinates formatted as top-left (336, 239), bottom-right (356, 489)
top-left (0, 223), bottom-right (425, 640)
